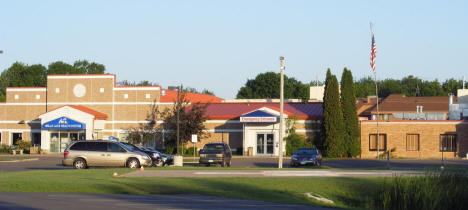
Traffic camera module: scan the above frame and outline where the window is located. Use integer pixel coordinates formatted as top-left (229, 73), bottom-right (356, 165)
top-left (146, 94), bottom-right (150, 99)
top-left (369, 134), bottom-right (386, 151)
top-left (124, 94), bottom-right (128, 99)
top-left (14, 94), bottom-right (19, 100)
top-left (440, 134), bottom-right (456, 152)
top-left (35, 94), bottom-right (40, 100)
top-left (87, 142), bottom-right (107, 152)
top-left (100, 88), bottom-right (104, 93)
top-left (55, 88), bottom-right (60, 93)
top-left (406, 134), bottom-right (420, 151)
top-left (70, 142), bottom-right (86, 151)
top-left (108, 143), bottom-right (125, 152)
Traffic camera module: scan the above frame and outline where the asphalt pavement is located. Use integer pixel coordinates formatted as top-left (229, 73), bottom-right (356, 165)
top-left (1, 155), bottom-right (468, 172)
top-left (0, 192), bottom-right (325, 210)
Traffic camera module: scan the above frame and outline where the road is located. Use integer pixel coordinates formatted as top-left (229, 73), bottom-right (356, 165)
top-left (0, 192), bottom-right (325, 210)
top-left (1, 155), bottom-right (468, 172)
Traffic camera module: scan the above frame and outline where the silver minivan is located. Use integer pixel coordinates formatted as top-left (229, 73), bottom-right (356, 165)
top-left (62, 140), bottom-right (152, 169)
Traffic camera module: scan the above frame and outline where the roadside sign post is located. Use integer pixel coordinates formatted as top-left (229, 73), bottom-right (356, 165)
top-left (191, 134), bottom-right (198, 159)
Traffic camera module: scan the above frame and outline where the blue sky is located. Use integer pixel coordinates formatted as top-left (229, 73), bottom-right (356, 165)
top-left (0, 0), bottom-right (467, 98)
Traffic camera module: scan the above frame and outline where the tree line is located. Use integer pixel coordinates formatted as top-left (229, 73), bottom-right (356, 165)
top-left (356, 76), bottom-right (467, 98)
top-left (0, 60), bottom-right (105, 101)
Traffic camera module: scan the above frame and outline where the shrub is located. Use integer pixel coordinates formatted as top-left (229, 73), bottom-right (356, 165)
top-left (185, 147), bottom-right (198, 156)
top-left (0, 145), bottom-right (13, 153)
top-left (15, 140), bottom-right (32, 150)
top-left (371, 173), bottom-right (468, 210)
top-left (285, 133), bottom-right (313, 156)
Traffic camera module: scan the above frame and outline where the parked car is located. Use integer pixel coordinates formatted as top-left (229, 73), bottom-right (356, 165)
top-left (199, 142), bottom-right (232, 167)
top-left (142, 147), bottom-right (174, 166)
top-left (62, 140), bottom-right (152, 169)
top-left (120, 143), bottom-right (162, 167)
top-left (290, 148), bottom-right (322, 167)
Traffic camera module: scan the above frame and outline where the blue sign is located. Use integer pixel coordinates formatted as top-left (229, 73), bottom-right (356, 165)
top-left (42, 117), bottom-right (85, 130)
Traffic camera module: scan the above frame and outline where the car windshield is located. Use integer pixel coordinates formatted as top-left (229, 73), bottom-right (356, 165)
top-left (295, 149), bottom-right (317, 155)
top-left (120, 143), bottom-right (139, 151)
top-left (203, 144), bottom-right (224, 151)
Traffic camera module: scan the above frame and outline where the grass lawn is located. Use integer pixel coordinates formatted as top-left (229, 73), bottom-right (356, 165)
top-left (0, 168), bottom-right (381, 209)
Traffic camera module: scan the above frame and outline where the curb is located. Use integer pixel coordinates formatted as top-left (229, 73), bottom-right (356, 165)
top-left (0, 158), bottom-right (39, 163)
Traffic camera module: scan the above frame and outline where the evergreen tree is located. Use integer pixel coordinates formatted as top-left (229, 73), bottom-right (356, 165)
top-left (340, 68), bottom-right (360, 157)
top-left (321, 69), bottom-right (346, 157)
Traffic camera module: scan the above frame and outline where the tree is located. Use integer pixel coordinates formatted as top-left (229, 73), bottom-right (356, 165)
top-left (126, 100), bottom-right (159, 146)
top-left (321, 69), bottom-right (346, 157)
top-left (442, 79), bottom-right (463, 96)
top-left (0, 62), bottom-right (47, 101)
top-left (236, 72), bottom-right (309, 101)
top-left (340, 68), bottom-right (360, 157)
top-left (73, 60), bottom-right (106, 74)
top-left (159, 92), bottom-right (210, 154)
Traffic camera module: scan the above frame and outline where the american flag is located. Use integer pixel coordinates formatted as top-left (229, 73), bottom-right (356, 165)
top-left (370, 33), bottom-right (377, 72)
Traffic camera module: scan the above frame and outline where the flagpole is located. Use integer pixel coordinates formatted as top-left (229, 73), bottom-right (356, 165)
top-left (370, 23), bottom-right (380, 159)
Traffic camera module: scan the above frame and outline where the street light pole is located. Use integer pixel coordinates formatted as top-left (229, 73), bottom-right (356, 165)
top-left (278, 56), bottom-right (285, 169)
top-left (176, 84), bottom-right (182, 155)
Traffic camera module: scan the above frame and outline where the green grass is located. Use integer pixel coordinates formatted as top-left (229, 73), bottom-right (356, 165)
top-left (0, 168), bottom-right (381, 209)
top-left (371, 172), bottom-right (468, 210)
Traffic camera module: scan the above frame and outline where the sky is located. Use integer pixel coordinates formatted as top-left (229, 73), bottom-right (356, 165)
top-left (0, 0), bottom-right (467, 99)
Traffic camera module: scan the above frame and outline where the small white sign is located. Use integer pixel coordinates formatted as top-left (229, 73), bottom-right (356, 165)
top-left (191, 134), bottom-right (198, 143)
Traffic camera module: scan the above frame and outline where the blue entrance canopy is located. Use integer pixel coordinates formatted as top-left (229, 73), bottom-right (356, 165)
top-left (42, 117), bottom-right (85, 130)
top-left (240, 110), bottom-right (279, 123)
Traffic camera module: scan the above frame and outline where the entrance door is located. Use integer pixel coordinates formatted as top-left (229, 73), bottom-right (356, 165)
top-left (256, 133), bottom-right (274, 155)
top-left (60, 133), bottom-right (70, 152)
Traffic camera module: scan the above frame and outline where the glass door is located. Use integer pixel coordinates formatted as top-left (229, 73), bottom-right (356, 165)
top-left (50, 133), bottom-right (59, 153)
top-left (60, 133), bottom-right (70, 153)
top-left (257, 134), bottom-right (264, 154)
top-left (257, 133), bottom-right (274, 155)
top-left (266, 134), bottom-right (274, 154)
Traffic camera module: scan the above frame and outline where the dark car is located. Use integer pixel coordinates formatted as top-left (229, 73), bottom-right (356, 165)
top-left (120, 142), bottom-right (162, 167)
top-left (290, 148), bottom-right (322, 167)
top-left (199, 143), bottom-right (232, 167)
top-left (140, 146), bottom-right (174, 166)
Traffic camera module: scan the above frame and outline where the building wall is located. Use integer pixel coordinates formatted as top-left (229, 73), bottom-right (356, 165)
top-left (360, 121), bottom-right (468, 159)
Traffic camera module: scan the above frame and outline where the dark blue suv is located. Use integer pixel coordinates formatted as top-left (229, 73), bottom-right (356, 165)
top-left (290, 148), bottom-right (322, 167)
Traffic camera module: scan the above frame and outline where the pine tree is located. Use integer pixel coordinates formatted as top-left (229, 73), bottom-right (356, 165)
top-left (341, 68), bottom-right (361, 157)
top-left (321, 69), bottom-right (346, 157)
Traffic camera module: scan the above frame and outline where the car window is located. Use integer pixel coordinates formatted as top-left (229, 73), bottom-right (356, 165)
top-left (204, 144), bottom-right (224, 151)
top-left (87, 142), bottom-right (107, 152)
top-left (108, 143), bottom-right (125, 152)
top-left (69, 142), bottom-right (86, 150)
top-left (295, 149), bottom-right (317, 155)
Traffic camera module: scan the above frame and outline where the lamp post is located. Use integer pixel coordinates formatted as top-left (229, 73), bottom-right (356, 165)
top-left (278, 56), bottom-right (285, 169)
top-left (168, 85), bottom-right (183, 156)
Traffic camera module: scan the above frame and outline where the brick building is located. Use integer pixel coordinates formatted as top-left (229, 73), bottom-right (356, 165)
top-left (359, 94), bottom-right (468, 158)
top-left (0, 74), bottom-right (222, 153)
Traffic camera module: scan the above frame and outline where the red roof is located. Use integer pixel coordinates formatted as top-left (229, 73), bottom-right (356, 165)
top-left (203, 102), bottom-right (323, 120)
top-left (40, 105), bottom-right (108, 120)
top-left (67, 105), bottom-right (108, 119)
top-left (160, 90), bottom-right (224, 103)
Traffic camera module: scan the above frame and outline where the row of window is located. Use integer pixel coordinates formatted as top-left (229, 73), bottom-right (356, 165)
top-left (13, 93), bottom-right (152, 100)
top-left (369, 134), bottom-right (457, 152)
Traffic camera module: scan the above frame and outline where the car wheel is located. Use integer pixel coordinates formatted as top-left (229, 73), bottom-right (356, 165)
top-left (127, 158), bottom-right (140, 169)
top-left (73, 158), bottom-right (87, 169)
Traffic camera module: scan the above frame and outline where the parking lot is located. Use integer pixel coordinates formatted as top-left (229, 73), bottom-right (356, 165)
top-left (1, 155), bottom-right (468, 172)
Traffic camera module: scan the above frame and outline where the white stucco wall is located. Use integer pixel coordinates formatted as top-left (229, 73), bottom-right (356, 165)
top-left (38, 106), bottom-right (96, 151)
top-left (243, 122), bottom-right (286, 156)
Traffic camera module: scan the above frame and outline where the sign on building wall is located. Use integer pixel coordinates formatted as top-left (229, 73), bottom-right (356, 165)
top-left (42, 117), bottom-right (86, 130)
top-left (240, 110), bottom-right (279, 123)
